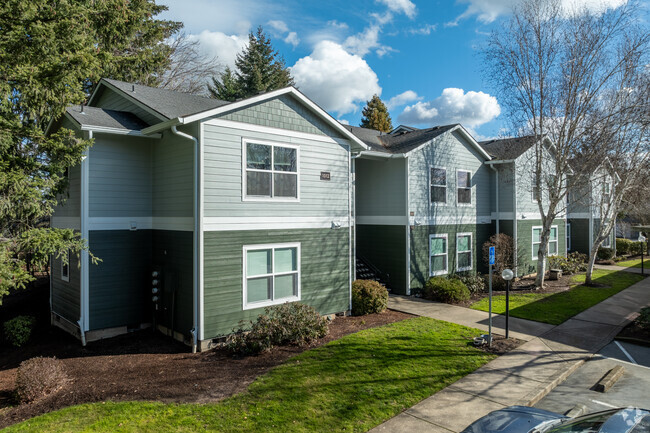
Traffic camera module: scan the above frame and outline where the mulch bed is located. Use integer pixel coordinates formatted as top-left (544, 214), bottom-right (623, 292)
top-left (616, 321), bottom-right (650, 347)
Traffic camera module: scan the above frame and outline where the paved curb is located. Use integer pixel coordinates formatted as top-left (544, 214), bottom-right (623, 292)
top-left (520, 357), bottom-right (588, 406)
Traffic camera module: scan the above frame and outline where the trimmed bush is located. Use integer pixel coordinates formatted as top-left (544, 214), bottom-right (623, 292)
top-left (4, 315), bottom-right (36, 347)
top-left (423, 276), bottom-right (470, 304)
top-left (15, 357), bottom-right (68, 403)
top-left (226, 302), bottom-right (329, 356)
top-left (548, 252), bottom-right (587, 275)
top-left (636, 307), bottom-right (650, 330)
top-left (452, 273), bottom-right (485, 295)
top-left (597, 247), bottom-right (615, 260)
top-left (616, 238), bottom-right (631, 255)
top-left (351, 279), bottom-right (388, 315)
top-left (630, 240), bottom-right (648, 256)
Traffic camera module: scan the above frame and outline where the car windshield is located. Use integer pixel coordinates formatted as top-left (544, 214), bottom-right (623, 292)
top-left (545, 410), bottom-right (619, 433)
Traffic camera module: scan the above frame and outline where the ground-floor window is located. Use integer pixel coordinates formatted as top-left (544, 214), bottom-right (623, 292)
top-left (243, 243), bottom-right (300, 310)
top-left (61, 251), bottom-right (70, 282)
top-left (602, 233), bottom-right (611, 248)
top-left (532, 226), bottom-right (558, 259)
top-left (566, 223), bottom-right (571, 251)
top-left (456, 233), bottom-right (473, 272)
top-left (429, 234), bottom-right (448, 276)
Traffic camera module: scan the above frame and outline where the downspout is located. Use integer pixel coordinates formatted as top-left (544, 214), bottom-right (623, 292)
top-left (79, 130), bottom-right (91, 346)
top-left (489, 165), bottom-right (499, 234)
top-left (405, 157), bottom-right (410, 295)
top-left (348, 151), bottom-right (355, 312)
top-left (512, 162), bottom-right (518, 276)
top-left (171, 126), bottom-right (200, 353)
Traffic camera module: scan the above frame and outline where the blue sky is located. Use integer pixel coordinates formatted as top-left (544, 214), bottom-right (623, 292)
top-left (160, 0), bottom-right (630, 139)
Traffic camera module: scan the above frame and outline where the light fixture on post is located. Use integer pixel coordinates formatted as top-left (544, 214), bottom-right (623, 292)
top-left (501, 269), bottom-right (514, 339)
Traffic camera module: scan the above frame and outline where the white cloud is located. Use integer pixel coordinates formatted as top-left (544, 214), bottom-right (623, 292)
top-left (291, 41), bottom-right (381, 115)
top-left (387, 90), bottom-right (422, 109)
top-left (284, 32), bottom-right (300, 48)
top-left (187, 31), bottom-right (248, 70)
top-left (267, 20), bottom-right (289, 33)
top-left (160, 0), bottom-right (265, 34)
top-left (408, 24), bottom-right (438, 35)
top-left (398, 88), bottom-right (501, 128)
top-left (343, 25), bottom-right (396, 57)
top-left (338, 118), bottom-right (351, 125)
top-left (375, 0), bottom-right (417, 18)
top-left (327, 20), bottom-right (349, 30)
top-left (449, 0), bottom-right (627, 25)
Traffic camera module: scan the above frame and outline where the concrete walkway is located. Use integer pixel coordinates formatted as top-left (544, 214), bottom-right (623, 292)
top-left (595, 264), bottom-right (647, 275)
top-left (370, 275), bottom-right (650, 433)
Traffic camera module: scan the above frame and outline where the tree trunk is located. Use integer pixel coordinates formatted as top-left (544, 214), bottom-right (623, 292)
top-left (534, 228), bottom-right (551, 288)
top-left (585, 245), bottom-right (598, 285)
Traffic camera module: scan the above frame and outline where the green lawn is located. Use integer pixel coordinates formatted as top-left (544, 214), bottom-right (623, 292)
top-left (616, 258), bottom-right (647, 269)
top-left (470, 269), bottom-right (645, 325)
top-left (6, 317), bottom-right (494, 433)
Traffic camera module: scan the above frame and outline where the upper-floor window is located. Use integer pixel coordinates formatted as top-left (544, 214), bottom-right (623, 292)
top-left (61, 251), bottom-right (70, 282)
top-left (457, 170), bottom-right (472, 205)
top-left (603, 181), bottom-right (611, 203)
top-left (532, 172), bottom-right (540, 203)
top-left (430, 167), bottom-right (447, 204)
top-left (244, 140), bottom-right (299, 200)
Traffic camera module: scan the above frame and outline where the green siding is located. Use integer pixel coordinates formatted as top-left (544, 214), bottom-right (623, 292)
top-left (88, 230), bottom-right (153, 330)
top-left (51, 252), bottom-right (81, 323)
top-left (410, 224), bottom-right (492, 290)
top-left (516, 219), bottom-right (566, 276)
top-left (152, 231), bottom-right (194, 337)
top-left (203, 228), bottom-right (350, 338)
top-left (217, 94), bottom-right (343, 137)
top-left (356, 158), bottom-right (406, 217)
top-left (356, 225), bottom-right (407, 294)
top-left (568, 218), bottom-right (590, 255)
top-left (152, 128), bottom-right (194, 218)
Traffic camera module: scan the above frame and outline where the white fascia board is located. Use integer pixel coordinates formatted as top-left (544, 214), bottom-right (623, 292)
top-left (143, 87), bottom-right (369, 152)
top-left (78, 124), bottom-right (161, 139)
top-left (485, 159), bottom-right (515, 165)
top-left (89, 79), bottom-right (167, 122)
top-left (355, 150), bottom-right (405, 159)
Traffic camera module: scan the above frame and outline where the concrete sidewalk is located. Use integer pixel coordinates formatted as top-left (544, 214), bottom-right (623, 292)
top-left (370, 275), bottom-right (650, 433)
top-left (595, 264), bottom-right (647, 275)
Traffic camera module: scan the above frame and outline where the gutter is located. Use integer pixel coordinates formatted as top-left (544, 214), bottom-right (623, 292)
top-left (351, 150), bottom-right (406, 159)
top-left (78, 130), bottom-right (92, 346)
top-left (170, 126), bottom-right (200, 353)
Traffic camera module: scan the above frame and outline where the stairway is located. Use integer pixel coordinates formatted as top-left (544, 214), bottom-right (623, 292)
top-left (355, 257), bottom-right (390, 291)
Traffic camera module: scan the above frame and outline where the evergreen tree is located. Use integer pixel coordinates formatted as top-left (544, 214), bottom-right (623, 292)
top-left (360, 95), bottom-right (393, 132)
top-left (208, 26), bottom-right (294, 101)
top-left (0, 0), bottom-right (182, 304)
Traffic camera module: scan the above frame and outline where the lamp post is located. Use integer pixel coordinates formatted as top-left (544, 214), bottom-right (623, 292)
top-left (501, 269), bottom-right (514, 339)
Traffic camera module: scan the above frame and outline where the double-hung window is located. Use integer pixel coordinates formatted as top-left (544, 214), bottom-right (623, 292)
top-left (532, 172), bottom-right (540, 202)
top-left (603, 181), bottom-right (611, 204)
top-left (456, 233), bottom-right (472, 271)
top-left (430, 167), bottom-right (447, 204)
top-left (243, 243), bottom-right (300, 309)
top-left (244, 140), bottom-right (298, 200)
top-left (457, 170), bottom-right (472, 205)
top-left (602, 234), bottom-right (611, 248)
top-left (429, 234), bottom-right (448, 276)
top-left (61, 251), bottom-right (70, 282)
top-left (532, 226), bottom-right (558, 259)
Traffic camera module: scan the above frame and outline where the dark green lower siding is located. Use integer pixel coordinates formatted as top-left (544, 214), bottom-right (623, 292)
top-left (203, 228), bottom-right (350, 339)
top-left (152, 231), bottom-right (193, 337)
top-left (516, 219), bottom-right (566, 276)
top-left (51, 252), bottom-right (81, 323)
top-left (356, 225), bottom-right (407, 294)
top-left (410, 224), bottom-right (492, 290)
top-left (88, 230), bottom-right (192, 332)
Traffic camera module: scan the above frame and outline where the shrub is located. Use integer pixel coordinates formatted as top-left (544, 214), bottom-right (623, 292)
top-left (423, 276), bottom-right (470, 304)
top-left (15, 357), bottom-right (68, 403)
top-left (3, 315), bottom-right (36, 347)
top-left (351, 279), bottom-right (388, 315)
top-left (597, 247), bottom-right (614, 260)
top-left (636, 307), bottom-right (650, 330)
top-left (482, 233), bottom-right (514, 290)
top-left (616, 238), bottom-right (631, 255)
top-left (226, 302), bottom-right (329, 356)
top-left (548, 252), bottom-right (587, 275)
top-left (629, 240), bottom-right (648, 256)
top-left (452, 273), bottom-right (485, 295)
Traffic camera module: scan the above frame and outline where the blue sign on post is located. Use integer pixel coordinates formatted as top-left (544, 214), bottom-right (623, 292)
top-left (489, 246), bottom-right (495, 265)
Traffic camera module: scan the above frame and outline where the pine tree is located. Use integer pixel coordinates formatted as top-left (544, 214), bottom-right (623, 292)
top-left (360, 95), bottom-right (393, 132)
top-left (208, 26), bottom-right (294, 101)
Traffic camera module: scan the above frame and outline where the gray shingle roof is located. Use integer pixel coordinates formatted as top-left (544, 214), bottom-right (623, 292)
top-left (66, 105), bottom-right (149, 130)
top-left (102, 78), bottom-right (230, 119)
top-left (345, 124), bottom-right (458, 154)
top-left (478, 136), bottom-right (539, 160)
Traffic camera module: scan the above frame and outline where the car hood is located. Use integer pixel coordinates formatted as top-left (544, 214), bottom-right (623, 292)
top-left (462, 406), bottom-right (566, 433)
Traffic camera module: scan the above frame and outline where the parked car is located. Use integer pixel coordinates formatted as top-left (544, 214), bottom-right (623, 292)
top-left (461, 406), bottom-right (650, 433)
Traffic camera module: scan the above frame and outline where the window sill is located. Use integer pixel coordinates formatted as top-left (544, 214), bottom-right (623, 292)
top-left (243, 296), bottom-right (300, 311)
top-left (430, 270), bottom-right (448, 277)
top-left (242, 197), bottom-right (300, 203)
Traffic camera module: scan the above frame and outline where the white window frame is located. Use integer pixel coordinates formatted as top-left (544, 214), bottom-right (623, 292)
top-left (456, 232), bottom-right (473, 272)
top-left (456, 169), bottom-right (473, 206)
top-left (532, 225), bottom-right (559, 260)
top-left (242, 139), bottom-right (300, 202)
top-left (61, 251), bottom-right (70, 282)
top-left (429, 166), bottom-right (447, 205)
top-left (566, 223), bottom-right (571, 251)
top-left (429, 234), bottom-right (448, 276)
top-left (602, 233), bottom-right (611, 248)
top-left (242, 242), bottom-right (301, 310)
top-left (531, 172), bottom-right (540, 203)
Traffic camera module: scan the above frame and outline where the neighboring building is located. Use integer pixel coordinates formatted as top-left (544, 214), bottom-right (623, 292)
top-left (480, 136), bottom-right (567, 276)
top-left (350, 125), bottom-right (493, 295)
top-left (566, 160), bottom-right (618, 256)
top-left (48, 78), bottom-right (367, 350)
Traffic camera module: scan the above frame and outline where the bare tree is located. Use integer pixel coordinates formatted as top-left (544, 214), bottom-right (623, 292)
top-left (483, 0), bottom-right (649, 287)
top-left (159, 33), bottom-right (222, 95)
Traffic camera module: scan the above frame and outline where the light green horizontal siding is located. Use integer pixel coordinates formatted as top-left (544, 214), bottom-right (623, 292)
top-left (218, 94), bottom-right (342, 137)
top-left (201, 123), bottom-right (351, 219)
top-left (153, 126), bottom-right (194, 218)
top-left (356, 225), bottom-right (407, 294)
top-left (51, 252), bottom-right (81, 323)
top-left (355, 158), bottom-right (406, 217)
top-left (410, 224), bottom-right (492, 290)
top-left (203, 228), bottom-right (350, 338)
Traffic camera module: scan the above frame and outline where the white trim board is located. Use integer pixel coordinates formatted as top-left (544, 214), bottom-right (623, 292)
top-left (203, 216), bottom-right (350, 231)
top-left (87, 217), bottom-right (194, 231)
top-left (410, 215), bottom-right (492, 226)
top-left (356, 216), bottom-right (409, 226)
top-left (50, 216), bottom-right (81, 230)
